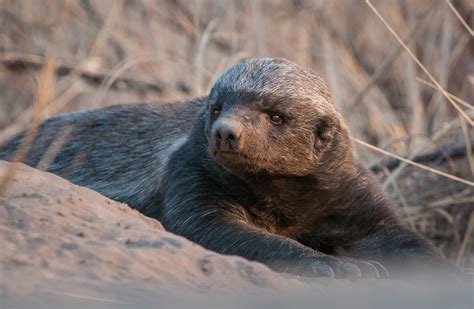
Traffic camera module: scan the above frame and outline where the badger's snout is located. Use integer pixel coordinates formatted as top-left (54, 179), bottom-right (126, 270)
top-left (211, 118), bottom-right (243, 152)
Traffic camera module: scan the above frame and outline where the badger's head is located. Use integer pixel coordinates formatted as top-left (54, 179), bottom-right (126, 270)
top-left (205, 58), bottom-right (351, 176)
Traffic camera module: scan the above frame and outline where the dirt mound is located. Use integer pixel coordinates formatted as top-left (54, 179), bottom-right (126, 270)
top-left (0, 161), bottom-right (305, 304)
top-left (0, 161), bottom-right (471, 308)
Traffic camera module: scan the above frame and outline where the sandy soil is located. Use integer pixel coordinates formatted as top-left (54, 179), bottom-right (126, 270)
top-left (0, 160), bottom-right (471, 308)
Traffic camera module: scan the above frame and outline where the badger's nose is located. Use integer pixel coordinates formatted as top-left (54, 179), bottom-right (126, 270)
top-left (213, 119), bottom-right (242, 151)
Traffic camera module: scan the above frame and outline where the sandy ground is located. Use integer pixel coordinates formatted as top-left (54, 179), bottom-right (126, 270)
top-left (0, 161), bottom-right (472, 308)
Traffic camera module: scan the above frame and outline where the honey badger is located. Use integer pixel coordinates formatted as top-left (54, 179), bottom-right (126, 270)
top-left (0, 58), bottom-right (453, 279)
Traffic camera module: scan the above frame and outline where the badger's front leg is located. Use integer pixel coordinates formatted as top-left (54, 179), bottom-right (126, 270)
top-left (159, 182), bottom-right (384, 279)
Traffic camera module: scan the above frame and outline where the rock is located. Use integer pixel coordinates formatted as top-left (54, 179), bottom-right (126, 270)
top-left (0, 161), bottom-right (470, 308)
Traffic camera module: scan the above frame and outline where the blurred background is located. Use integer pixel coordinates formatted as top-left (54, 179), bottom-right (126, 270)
top-left (0, 0), bottom-right (472, 269)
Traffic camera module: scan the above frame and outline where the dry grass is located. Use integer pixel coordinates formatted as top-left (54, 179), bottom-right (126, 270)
top-left (0, 0), bottom-right (472, 269)
top-left (0, 55), bottom-right (55, 199)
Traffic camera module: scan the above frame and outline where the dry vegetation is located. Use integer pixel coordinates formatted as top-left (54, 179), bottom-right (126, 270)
top-left (0, 0), bottom-right (472, 269)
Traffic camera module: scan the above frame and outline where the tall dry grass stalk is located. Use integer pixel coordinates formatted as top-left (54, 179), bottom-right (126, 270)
top-left (447, 0), bottom-right (474, 36)
top-left (365, 0), bottom-right (473, 126)
top-left (417, 78), bottom-right (473, 111)
top-left (351, 136), bottom-right (474, 187)
top-left (0, 55), bottom-right (56, 200)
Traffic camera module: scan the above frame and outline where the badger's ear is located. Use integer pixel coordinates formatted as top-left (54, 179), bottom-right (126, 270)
top-left (314, 115), bottom-right (338, 148)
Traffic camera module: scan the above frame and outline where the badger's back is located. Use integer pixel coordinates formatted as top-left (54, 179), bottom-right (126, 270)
top-left (0, 98), bottom-right (207, 210)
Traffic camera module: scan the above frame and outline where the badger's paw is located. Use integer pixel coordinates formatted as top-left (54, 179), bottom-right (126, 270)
top-left (303, 255), bottom-right (389, 279)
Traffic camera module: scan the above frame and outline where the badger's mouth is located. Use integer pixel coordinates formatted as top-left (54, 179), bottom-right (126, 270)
top-left (211, 149), bottom-right (256, 172)
top-left (213, 149), bottom-right (248, 162)
top-left (215, 150), bottom-right (236, 158)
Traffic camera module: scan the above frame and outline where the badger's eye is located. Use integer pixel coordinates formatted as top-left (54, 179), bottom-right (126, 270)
top-left (212, 107), bottom-right (221, 118)
top-left (269, 113), bottom-right (284, 125)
